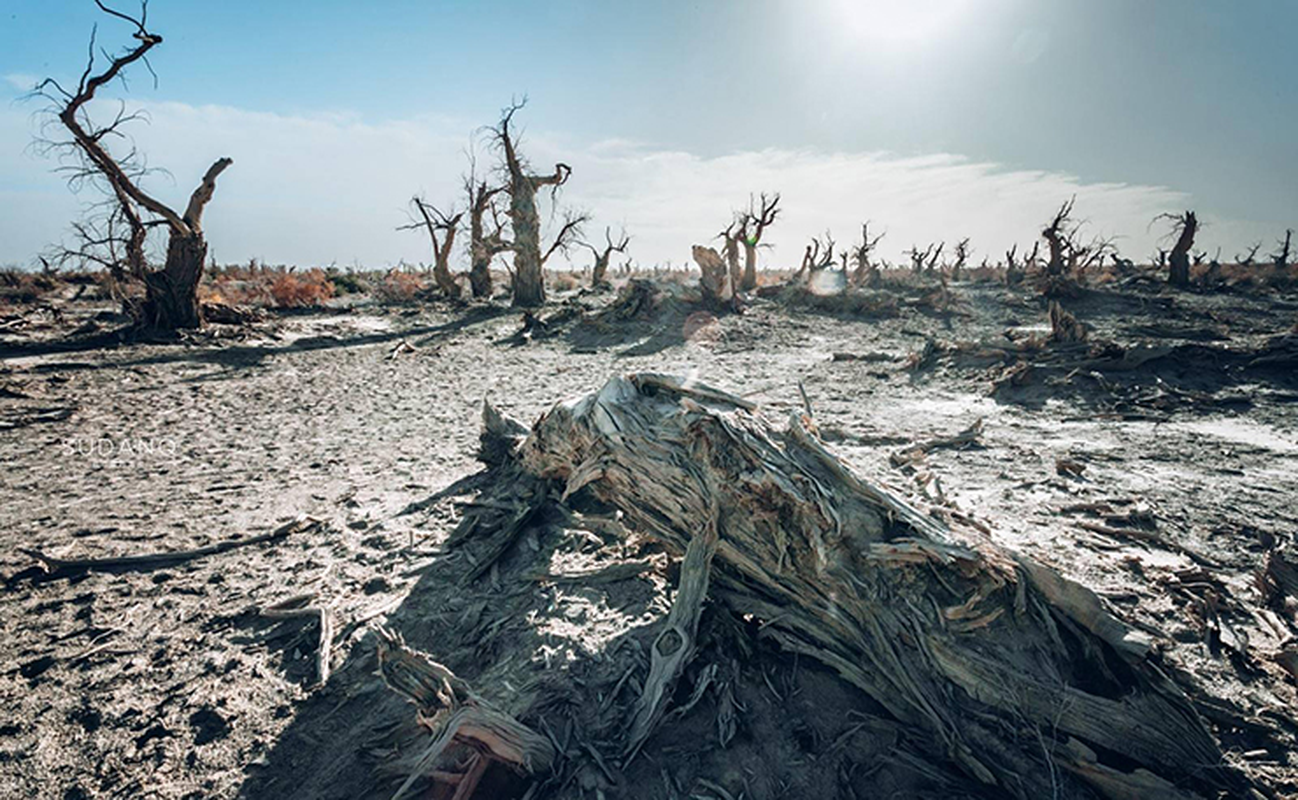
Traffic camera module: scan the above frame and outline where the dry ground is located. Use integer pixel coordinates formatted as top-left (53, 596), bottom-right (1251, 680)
top-left (2, 278), bottom-right (1297, 798)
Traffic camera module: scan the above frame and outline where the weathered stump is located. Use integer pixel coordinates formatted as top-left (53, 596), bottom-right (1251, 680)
top-left (500, 374), bottom-right (1250, 799)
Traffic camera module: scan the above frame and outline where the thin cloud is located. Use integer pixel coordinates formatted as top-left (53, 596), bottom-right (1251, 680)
top-left (3, 73), bottom-right (40, 92)
top-left (0, 100), bottom-right (1277, 269)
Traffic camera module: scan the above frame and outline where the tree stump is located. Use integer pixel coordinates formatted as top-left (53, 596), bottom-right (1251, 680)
top-left (454, 372), bottom-right (1257, 800)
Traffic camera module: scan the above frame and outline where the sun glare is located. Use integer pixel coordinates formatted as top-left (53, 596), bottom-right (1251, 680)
top-left (826, 0), bottom-right (975, 47)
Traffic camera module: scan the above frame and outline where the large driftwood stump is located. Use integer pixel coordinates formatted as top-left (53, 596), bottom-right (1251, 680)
top-left (471, 373), bottom-right (1255, 800)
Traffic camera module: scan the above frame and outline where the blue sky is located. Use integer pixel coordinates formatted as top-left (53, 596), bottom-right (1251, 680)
top-left (2, 0), bottom-right (1295, 268)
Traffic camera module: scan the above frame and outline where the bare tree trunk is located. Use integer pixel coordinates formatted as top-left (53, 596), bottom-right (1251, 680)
top-left (591, 253), bottom-right (610, 286)
top-left (508, 179), bottom-right (546, 308)
top-left (1168, 211), bottom-right (1197, 288)
top-left (722, 230), bottom-right (742, 293)
top-left (469, 255), bottom-right (493, 299)
top-left (143, 232), bottom-right (207, 329)
top-left (1275, 229), bottom-right (1293, 269)
top-left (493, 103), bottom-right (574, 308)
top-left (465, 178), bottom-right (508, 300)
top-left (740, 242), bottom-right (759, 291)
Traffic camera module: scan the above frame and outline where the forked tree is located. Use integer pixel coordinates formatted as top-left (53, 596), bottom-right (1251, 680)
top-left (1042, 198), bottom-right (1076, 277)
top-left (736, 192), bottom-right (780, 291)
top-left (1236, 242), bottom-right (1261, 266)
top-left (491, 100), bottom-right (583, 307)
top-left (583, 226), bottom-right (630, 287)
top-left (36, 2), bottom-right (232, 329)
top-left (849, 221), bottom-right (885, 288)
top-left (401, 198), bottom-right (463, 297)
top-left (1003, 243), bottom-right (1023, 286)
top-left (464, 177), bottom-right (510, 299)
top-left (793, 231), bottom-right (836, 283)
top-left (951, 237), bottom-right (971, 281)
top-left (906, 242), bottom-right (943, 275)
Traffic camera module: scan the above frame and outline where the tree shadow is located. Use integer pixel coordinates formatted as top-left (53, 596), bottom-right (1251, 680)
top-left (2, 305), bottom-right (513, 383)
top-left (234, 472), bottom-right (986, 800)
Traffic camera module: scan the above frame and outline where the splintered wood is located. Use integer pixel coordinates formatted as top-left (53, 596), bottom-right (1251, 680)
top-left (376, 627), bottom-right (555, 800)
top-left (383, 373), bottom-right (1263, 799)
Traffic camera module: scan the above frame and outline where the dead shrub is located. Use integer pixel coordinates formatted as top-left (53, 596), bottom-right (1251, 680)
top-left (548, 271), bottom-right (579, 292)
top-left (373, 270), bottom-right (424, 304)
top-left (269, 268), bottom-right (336, 308)
top-left (0, 270), bottom-right (59, 304)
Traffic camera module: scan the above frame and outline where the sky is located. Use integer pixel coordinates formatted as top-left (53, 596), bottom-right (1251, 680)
top-left (1, 0), bottom-right (1295, 271)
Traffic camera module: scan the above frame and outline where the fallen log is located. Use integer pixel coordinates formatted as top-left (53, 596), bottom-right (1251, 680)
top-left (454, 373), bottom-right (1258, 799)
top-left (21, 514), bottom-right (324, 574)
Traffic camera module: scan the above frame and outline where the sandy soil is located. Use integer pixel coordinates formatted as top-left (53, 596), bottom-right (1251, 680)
top-left (2, 280), bottom-right (1297, 799)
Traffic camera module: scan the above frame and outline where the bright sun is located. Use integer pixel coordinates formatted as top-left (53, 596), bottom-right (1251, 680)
top-left (827, 0), bottom-right (976, 47)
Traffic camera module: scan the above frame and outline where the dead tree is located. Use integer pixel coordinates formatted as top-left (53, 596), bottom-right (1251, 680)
top-left (36, 2), bottom-right (232, 329)
top-left (790, 234), bottom-right (834, 286)
top-left (1024, 240), bottom-right (1040, 271)
top-left (925, 241), bottom-right (945, 276)
top-left (583, 226), bottom-right (630, 287)
top-left (1004, 244), bottom-right (1023, 286)
top-left (455, 373), bottom-right (1255, 800)
top-left (736, 192), bottom-right (780, 291)
top-left (1274, 229), bottom-right (1293, 269)
top-left (951, 237), bottom-right (971, 281)
top-left (692, 245), bottom-right (732, 308)
top-left (718, 221), bottom-right (743, 293)
top-left (1236, 242), bottom-right (1261, 266)
top-left (492, 100), bottom-right (576, 307)
top-left (906, 243), bottom-right (938, 274)
top-left (464, 171), bottom-right (510, 299)
top-left (1043, 198), bottom-right (1076, 277)
top-left (1159, 211), bottom-right (1197, 287)
top-left (401, 198), bottom-right (463, 297)
top-left (849, 222), bottom-right (885, 288)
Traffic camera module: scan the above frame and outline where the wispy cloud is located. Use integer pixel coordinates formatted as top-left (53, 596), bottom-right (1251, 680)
top-left (3, 73), bottom-right (40, 92)
top-left (0, 100), bottom-right (1277, 269)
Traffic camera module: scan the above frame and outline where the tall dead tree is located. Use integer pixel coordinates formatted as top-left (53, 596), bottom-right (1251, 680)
top-left (951, 237), bottom-right (971, 281)
top-left (401, 198), bottom-right (463, 297)
top-left (1274, 229), bottom-right (1293, 269)
top-left (849, 221), bottom-right (885, 288)
top-left (36, 2), bottom-right (232, 329)
top-left (1159, 211), bottom-right (1197, 287)
top-left (583, 226), bottom-right (630, 287)
top-left (1043, 198), bottom-right (1076, 277)
top-left (1004, 244), bottom-right (1023, 286)
top-left (736, 192), bottom-right (780, 291)
top-left (464, 170), bottom-right (510, 299)
top-left (492, 100), bottom-right (578, 307)
top-left (718, 221), bottom-right (743, 292)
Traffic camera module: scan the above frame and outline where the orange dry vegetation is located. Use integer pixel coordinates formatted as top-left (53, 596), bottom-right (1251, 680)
top-left (372, 270), bottom-right (424, 303)
top-left (268, 269), bottom-right (336, 308)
